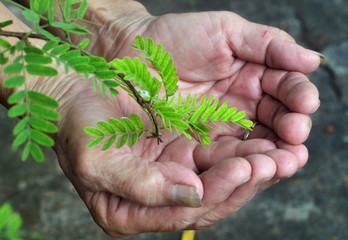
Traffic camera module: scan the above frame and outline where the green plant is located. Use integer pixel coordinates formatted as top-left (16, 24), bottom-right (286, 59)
top-left (0, 0), bottom-right (253, 162)
top-left (0, 202), bottom-right (42, 240)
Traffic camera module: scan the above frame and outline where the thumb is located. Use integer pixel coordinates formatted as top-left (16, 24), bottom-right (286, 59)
top-left (91, 154), bottom-right (203, 208)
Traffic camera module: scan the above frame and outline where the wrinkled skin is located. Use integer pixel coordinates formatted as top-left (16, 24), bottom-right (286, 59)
top-left (54, 12), bottom-right (320, 237)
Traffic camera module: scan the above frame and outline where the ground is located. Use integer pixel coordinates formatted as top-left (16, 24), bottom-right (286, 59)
top-left (0, 0), bottom-right (347, 239)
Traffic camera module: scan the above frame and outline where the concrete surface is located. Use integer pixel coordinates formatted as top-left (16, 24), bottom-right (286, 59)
top-left (0, 0), bottom-right (347, 239)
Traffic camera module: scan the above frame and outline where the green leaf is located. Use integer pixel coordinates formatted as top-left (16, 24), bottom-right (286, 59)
top-left (8, 103), bottom-right (26, 118)
top-left (84, 127), bottom-right (104, 137)
top-left (220, 107), bottom-right (237, 121)
top-left (230, 111), bottom-right (246, 122)
top-left (26, 64), bottom-right (58, 76)
top-left (0, 202), bottom-right (13, 231)
top-left (97, 121), bottom-right (115, 134)
top-left (89, 56), bottom-right (106, 63)
top-left (116, 134), bottom-right (128, 149)
top-left (51, 21), bottom-right (75, 30)
top-left (24, 54), bottom-right (52, 64)
top-left (210, 102), bottom-right (228, 121)
top-left (38, 28), bottom-right (60, 41)
top-left (42, 39), bottom-right (59, 52)
top-left (13, 129), bottom-right (29, 148)
top-left (33, 0), bottom-right (49, 15)
top-left (78, 38), bottom-right (89, 49)
top-left (13, 117), bottom-right (29, 135)
top-left (59, 50), bottom-right (81, 61)
top-left (31, 129), bottom-right (54, 147)
top-left (30, 104), bottom-right (60, 120)
top-left (191, 123), bottom-right (211, 135)
top-left (87, 136), bottom-right (104, 148)
top-left (22, 9), bottom-right (40, 23)
top-left (3, 76), bottom-right (25, 88)
top-left (171, 120), bottom-right (189, 130)
top-left (24, 45), bottom-right (44, 55)
top-left (0, 52), bottom-right (9, 65)
top-left (4, 63), bottom-right (23, 74)
top-left (8, 90), bottom-right (25, 104)
top-left (200, 99), bottom-right (219, 122)
top-left (128, 133), bottom-right (138, 147)
top-left (130, 113), bottom-right (144, 130)
top-left (72, 64), bottom-right (96, 73)
top-left (135, 35), bottom-right (145, 50)
top-left (0, 20), bottom-right (13, 29)
top-left (30, 117), bottom-right (58, 133)
top-left (67, 56), bottom-right (90, 66)
top-left (200, 135), bottom-right (211, 145)
top-left (103, 80), bottom-right (119, 88)
top-left (109, 119), bottom-right (126, 133)
top-left (145, 38), bottom-right (154, 55)
top-left (77, 0), bottom-right (88, 19)
top-left (28, 91), bottom-right (59, 108)
top-left (0, 38), bottom-right (11, 48)
top-left (102, 135), bottom-right (116, 150)
top-left (96, 70), bottom-right (117, 79)
top-left (48, 0), bottom-right (54, 23)
top-left (50, 44), bottom-right (70, 56)
top-left (30, 142), bottom-right (44, 162)
top-left (120, 117), bottom-right (136, 132)
top-left (239, 119), bottom-right (253, 129)
top-left (64, 0), bottom-right (72, 19)
top-left (22, 142), bottom-right (31, 161)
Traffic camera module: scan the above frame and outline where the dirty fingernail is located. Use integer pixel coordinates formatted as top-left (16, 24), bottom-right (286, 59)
top-left (310, 50), bottom-right (326, 64)
top-left (171, 184), bottom-right (202, 208)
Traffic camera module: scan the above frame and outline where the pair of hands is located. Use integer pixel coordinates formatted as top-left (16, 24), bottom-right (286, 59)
top-left (53, 11), bottom-right (321, 237)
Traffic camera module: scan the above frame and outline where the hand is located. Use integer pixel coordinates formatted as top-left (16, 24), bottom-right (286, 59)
top-left (54, 11), bottom-right (321, 237)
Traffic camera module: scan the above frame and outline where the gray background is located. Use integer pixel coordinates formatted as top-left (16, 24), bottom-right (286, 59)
top-left (0, 0), bottom-right (347, 239)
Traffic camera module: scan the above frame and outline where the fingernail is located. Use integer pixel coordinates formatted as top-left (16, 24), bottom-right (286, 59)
top-left (309, 50), bottom-right (326, 64)
top-left (242, 176), bottom-right (251, 184)
top-left (171, 184), bottom-right (202, 208)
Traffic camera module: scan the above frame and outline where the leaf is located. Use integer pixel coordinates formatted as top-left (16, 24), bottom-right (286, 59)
top-left (130, 113), bottom-right (144, 130)
top-left (30, 104), bottom-right (60, 120)
top-left (22, 9), bottom-right (40, 23)
top-left (78, 38), bottom-right (89, 49)
top-left (3, 76), bottom-right (25, 88)
top-left (171, 120), bottom-right (189, 130)
top-left (0, 20), bottom-right (13, 29)
top-left (51, 21), bottom-right (75, 30)
top-left (102, 135), bottom-right (116, 150)
top-left (210, 102), bottom-right (228, 121)
top-left (30, 142), bottom-right (44, 162)
top-left (26, 64), bottom-right (58, 76)
top-left (200, 99), bottom-right (219, 122)
top-left (64, 0), bottom-right (72, 19)
top-left (200, 135), bottom-right (211, 145)
top-left (220, 107), bottom-right (237, 121)
top-left (22, 142), bottom-right (31, 161)
top-left (0, 52), bottom-right (9, 65)
top-left (8, 103), bottom-right (26, 118)
top-left (97, 121), bottom-right (115, 134)
top-left (72, 64), bottom-right (96, 73)
top-left (135, 35), bottom-right (145, 50)
top-left (145, 38), bottom-right (154, 55)
top-left (48, 0), bottom-right (54, 23)
top-left (37, 28), bottom-right (60, 41)
top-left (59, 50), bottom-right (81, 61)
top-left (33, 0), bottom-right (49, 15)
top-left (4, 63), bottom-right (23, 74)
top-left (191, 123), bottom-right (211, 135)
top-left (109, 119), bottom-right (126, 133)
top-left (103, 80), bottom-right (119, 88)
top-left (50, 44), bottom-right (70, 56)
top-left (13, 117), bottom-right (29, 135)
top-left (13, 129), bottom-right (29, 148)
top-left (230, 111), bottom-right (246, 122)
top-left (239, 119), bottom-right (253, 129)
top-left (8, 91), bottom-right (25, 105)
top-left (84, 127), bottom-right (104, 137)
top-left (0, 202), bottom-right (12, 231)
top-left (30, 117), bottom-right (58, 133)
top-left (67, 56), bottom-right (90, 66)
top-left (128, 133), bottom-right (138, 147)
top-left (31, 129), bottom-right (54, 147)
top-left (116, 134), bottom-right (128, 148)
top-left (77, 0), bottom-right (88, 19)
top-left (0, 38), bottom-right (11, 48)
top-left (120, 117), bottom-right (135, 132)
top-left (24, 54), bottom-right (52, 64)
top-left (96, 70), bottom-right (117, 79)
top-left (87, 136), bottom-right (104, 148)
top-left (42, 40), bottom-right (59, 52)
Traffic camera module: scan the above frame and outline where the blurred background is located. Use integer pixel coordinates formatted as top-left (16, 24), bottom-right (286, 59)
top-left (0, 0), bottom-right (347, 239)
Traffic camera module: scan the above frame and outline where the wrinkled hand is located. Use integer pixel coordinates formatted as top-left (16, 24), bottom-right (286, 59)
top-left (54, 11), bottom-right (321, 237)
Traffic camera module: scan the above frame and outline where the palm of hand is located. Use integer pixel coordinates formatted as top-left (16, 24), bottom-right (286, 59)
top-left (56, 12), bottom-right (320, 237)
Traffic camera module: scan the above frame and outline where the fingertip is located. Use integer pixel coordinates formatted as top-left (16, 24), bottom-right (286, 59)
top-left (276, 141), bottom-right (309, 169)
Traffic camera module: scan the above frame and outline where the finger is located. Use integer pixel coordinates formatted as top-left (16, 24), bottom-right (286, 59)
top-left (77, 150), bottom-right (204, 208)
top-left (261, 70), bottom-right (320, 114)
top-left (230, 18), bottom-right (321, 73)
top-left (193, 138), bottom-right (277, 171)
top-left (264, 149), bottom-right (298, 178)
top-left (257, 95), bottom-right (312, 144)
top-left (199, 157), bottom-right (252, 207)
top-left (192, 154), bottom-right (276, 227)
